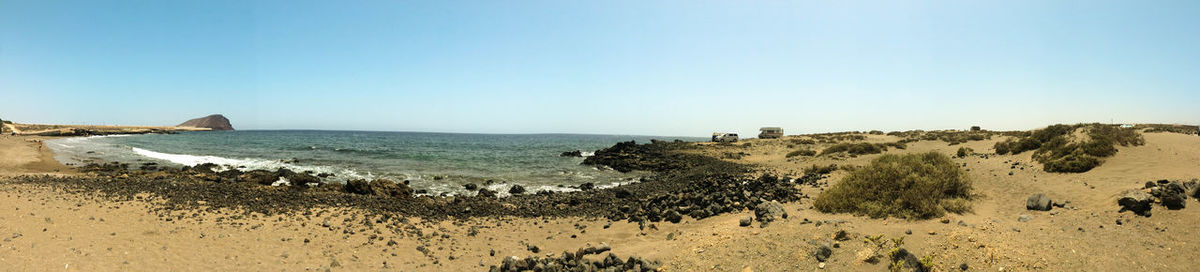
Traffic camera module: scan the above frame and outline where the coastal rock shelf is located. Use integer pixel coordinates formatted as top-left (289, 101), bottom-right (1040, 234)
top-left (20, 140), bottom-right (816, 224)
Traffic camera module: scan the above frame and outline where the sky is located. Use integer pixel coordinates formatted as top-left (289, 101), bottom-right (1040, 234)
top-left (1, 1), bottom-right (1198, 137)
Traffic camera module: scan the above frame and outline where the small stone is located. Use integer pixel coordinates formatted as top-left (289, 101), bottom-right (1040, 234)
top-left (1017, 215), bottom-right (1033, 222)
top-left (739, 216), bottom-right (753, 227)
top-left (812, 245), bottom-right (833, 262)
top-left (904, 229), bottom-right (912, 235)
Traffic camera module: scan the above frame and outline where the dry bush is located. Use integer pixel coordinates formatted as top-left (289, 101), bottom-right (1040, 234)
top-left (814, 152), bottom-right (972, 219)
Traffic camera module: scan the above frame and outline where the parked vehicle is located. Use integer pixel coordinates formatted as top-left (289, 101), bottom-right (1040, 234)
top-left (758, 127), bottom-right (783, 139)
top-left (712, 132), bottom-right (739, 143)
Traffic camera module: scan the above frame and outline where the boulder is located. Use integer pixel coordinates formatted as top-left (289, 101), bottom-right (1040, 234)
top-left (1118, 189), bottom-right (1153, 216)
top-left (1026, 193), bottom-right (1052, 211)
top-left (238, 170), bottom-right (281, 185)
top-left (578, 183), bottom-right (595, 191)
top-left (663, 210), bottom-right (683, 223)
top-left (754, 200), bottom-right (788, 224)
top-left (508, 185), bottom-right (527, 195)
top-left (286, 172), bottom-right (321, 187)
top-left (559, 150), bottom-right (584, 157)
top-left (812, 245), bottom-right (833, 262)
top-left (890, 248), bottom-right (928, 272)
top-left (463, 183), bottom-right (478, 191)
top-left (739, 216), bottom-right (752, 227)
top-left (476, 188), bottom-right (497, 198)
top-left (1152, 181), bottom-right (1189, 210)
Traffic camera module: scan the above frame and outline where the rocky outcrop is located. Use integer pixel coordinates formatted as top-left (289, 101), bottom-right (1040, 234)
top-left (178, 114), bottom-right (234, 131)
top-left (345, 179), bottom-right (413, 198)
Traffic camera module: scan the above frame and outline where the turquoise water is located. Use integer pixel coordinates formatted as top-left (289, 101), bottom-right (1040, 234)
top-left (45, 131), bottom-right (701, 195)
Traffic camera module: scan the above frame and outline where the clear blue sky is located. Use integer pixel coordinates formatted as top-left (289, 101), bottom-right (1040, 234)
top-left (2, 1), bottom-right (1198, 136)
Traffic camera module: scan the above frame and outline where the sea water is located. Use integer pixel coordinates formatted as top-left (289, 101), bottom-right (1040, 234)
top-left (44, 131), bottom-right (701, 195)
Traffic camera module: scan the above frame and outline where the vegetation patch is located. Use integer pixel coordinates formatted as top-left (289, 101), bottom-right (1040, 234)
top-left (1142, 124), bottom-right (1200, 135)
top-left (786, 149), bottom-right (817, 158)
top-left (804, 164), bottom-right (839, 175)
top-left (814, 152), bottom-right (972, 219)
top-left (994, 124), bottom-right (1144, 173)
top-left (819, 142), bottom-right (905, 156)
top-left (956, 147), bottom-right (973, 158)
top-left (888, 130), bottom-right (999, 145)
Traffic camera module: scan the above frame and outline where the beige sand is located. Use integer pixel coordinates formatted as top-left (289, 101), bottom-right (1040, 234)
top-left (2, 131), bottom-right (1200, 271)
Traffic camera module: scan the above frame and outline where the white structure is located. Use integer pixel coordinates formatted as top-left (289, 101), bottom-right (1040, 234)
top-left (758, 127), bottom-right (783, 139)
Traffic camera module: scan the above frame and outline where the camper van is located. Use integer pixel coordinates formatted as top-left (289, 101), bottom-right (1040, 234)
top-left (758, 127), bottom-right (783, 139)
top-left (712, 132), bottom-right (738, 143)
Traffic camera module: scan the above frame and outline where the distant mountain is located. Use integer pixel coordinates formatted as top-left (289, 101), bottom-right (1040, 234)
top-left (178, 114), bottom-right (234, 131)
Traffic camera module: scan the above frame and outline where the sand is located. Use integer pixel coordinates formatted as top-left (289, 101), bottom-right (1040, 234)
top-left (2, 130), bottom-right (1200, 271)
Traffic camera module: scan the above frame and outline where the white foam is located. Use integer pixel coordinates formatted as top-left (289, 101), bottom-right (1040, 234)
top-left (130, 147), bottom-right (373, 181)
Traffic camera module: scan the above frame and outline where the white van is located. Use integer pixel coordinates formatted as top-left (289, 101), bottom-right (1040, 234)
top-left (712, 132), bottom-right (738, 143)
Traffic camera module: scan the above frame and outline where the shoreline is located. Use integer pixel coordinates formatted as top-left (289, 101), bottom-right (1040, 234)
top-left (3, 128), bottom-right (1200, 270)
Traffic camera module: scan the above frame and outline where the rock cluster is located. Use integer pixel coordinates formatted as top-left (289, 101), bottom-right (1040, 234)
top-left (490, 244), bottom-right (658, 272)
top-left (1119, 179), bottom-right (1200, 216)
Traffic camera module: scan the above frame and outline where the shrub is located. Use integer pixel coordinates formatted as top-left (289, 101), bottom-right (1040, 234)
top-left (993, 140), bottom-right (1012, 154)
top-left (814, 152), bottom-right (972, 219)
top-left (956, 147), bottom-right (973, 158)
top-left (996, 124), bottom-right (1144, 173)
top-left (821, 142), bottom-right (885, 156)
top-left (791, 139), bottom-right (816, 145)
top-left (804, 164), bottom-right (839, 175)
top-left (786, 149), bottom-right (817, 158)
top-left (883, 142), bottom-right (907, 150)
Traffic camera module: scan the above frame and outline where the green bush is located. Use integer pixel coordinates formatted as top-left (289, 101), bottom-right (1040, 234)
top-left (786, 149), bottom-right (817, 158)
top-left (814, 152), bottom-right (972, 219)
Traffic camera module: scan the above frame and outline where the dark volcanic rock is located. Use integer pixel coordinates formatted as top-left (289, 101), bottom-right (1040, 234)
top-left (890, 248), bottom-right (929, 272)
top-left (812, 245), bottom-right (832, 262)
top-left (177, 114), bottom-right (234, 131)
top-left (1118, 189), bottom-right (1153, 216)
top-left (559, 150), bottom-right (584, 157)
top-left (491, 246), bottom-right (657, 272)
top-left (508, 185), bottom-right (526, 195)
top-left (1026, 193), bottom-right (1052, 211)
top-left (1151, 181), bottom-right (1189, 210)
top-left (345, 179), bottom-right (413, 198)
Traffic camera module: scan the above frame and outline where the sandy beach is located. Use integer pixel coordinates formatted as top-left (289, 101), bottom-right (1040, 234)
top-left (2, 127), bottom-right (1200, 271)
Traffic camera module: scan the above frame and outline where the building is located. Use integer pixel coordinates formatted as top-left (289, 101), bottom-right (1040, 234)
top-left (758, 127), bottom-right (783, 139)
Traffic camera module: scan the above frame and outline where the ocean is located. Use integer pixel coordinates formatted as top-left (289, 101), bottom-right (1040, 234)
top-left (44, 131), bottom-right (702, 195)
